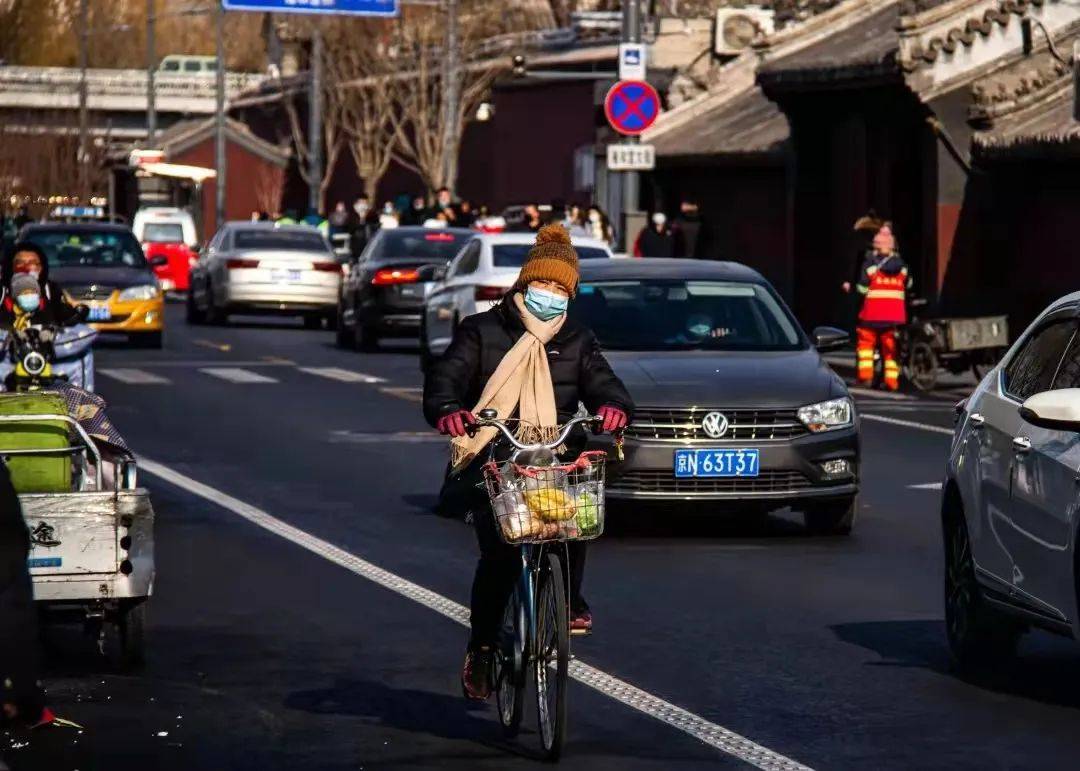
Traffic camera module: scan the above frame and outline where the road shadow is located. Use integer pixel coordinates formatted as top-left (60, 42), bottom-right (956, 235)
top-left (833, 619), bottom-right (1080, 710)
top-left (401, 493), bottom-right (441, 514)
top-left (605, 502), bottom-right (811, 540)
top-left (283, 677), bottom-right (543, 760)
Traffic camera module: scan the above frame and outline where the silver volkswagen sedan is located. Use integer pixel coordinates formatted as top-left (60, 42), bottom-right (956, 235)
top-left (187, 222), bottom-right (342, 328)
top-left (945, 291), bottom-right (1080, 667)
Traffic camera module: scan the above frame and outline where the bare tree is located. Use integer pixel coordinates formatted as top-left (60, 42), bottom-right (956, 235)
top-left (390, 8), bottom-right (499, 194)
top-left (253, 163), bottom-right (285, 216)
top-left (278, 23), bottom-right (346, 213)
top-left (322, 21), bottom-right (402, 202)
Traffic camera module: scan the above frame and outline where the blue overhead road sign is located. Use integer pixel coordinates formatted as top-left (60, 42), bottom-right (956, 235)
top-left (222, 0), bottom-right (398, 16)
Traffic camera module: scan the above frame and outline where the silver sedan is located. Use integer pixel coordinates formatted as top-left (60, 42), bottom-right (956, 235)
top-left (945, 291), bottom-right (1080, 667)
top-left (187, 222), bottom-right (342, 328)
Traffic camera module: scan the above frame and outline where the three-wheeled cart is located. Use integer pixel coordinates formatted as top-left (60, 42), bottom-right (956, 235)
top-left (3, 393), bottom-right (154, 669)
top-left (901, 307), bottom-right (1009, 392)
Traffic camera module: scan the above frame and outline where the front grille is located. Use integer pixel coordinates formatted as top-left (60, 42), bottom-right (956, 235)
top-left (65, 285), bottom-right (115, 302)
top-left (626, 407), bottom-right (808, 442)
top-left (609, 469), bottom-right (813, 495)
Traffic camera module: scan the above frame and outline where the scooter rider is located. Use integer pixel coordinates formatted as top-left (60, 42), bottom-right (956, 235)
top-left (0, 242), bottom-right (85, 328)
top-left (423, 223), bottom-right (633, 701)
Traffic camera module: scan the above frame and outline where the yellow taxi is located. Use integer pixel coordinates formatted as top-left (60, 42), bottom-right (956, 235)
top-left (20, 223), bottom-right (166, 348)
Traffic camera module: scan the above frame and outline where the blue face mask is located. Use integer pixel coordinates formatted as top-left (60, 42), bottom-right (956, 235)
top-left (16, 293), bottom-right (39, 313)
top-left (524, 286), bottom-right (568, 322)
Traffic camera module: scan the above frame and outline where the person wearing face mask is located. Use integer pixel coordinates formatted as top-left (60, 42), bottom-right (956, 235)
top-left (350, 195), bottom-right (378, 257)
top-left (0, 242), bottom-right (83, 329)
top-left (854, 223), bottom-right (911, 391)
top-left (633, 211), bottom-right (677, 258)
top-left (585, 205), bottom-right (614, 245)
top-left (423, 223), bottom-right (633, 701)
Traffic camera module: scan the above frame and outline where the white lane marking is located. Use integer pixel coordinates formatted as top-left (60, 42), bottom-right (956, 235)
top-left (199, 367), bottom-right (278, 384)
top-left (137, 457), bottom-right (812, 771)
top-left (861, 413), bottom-right (953, 436)
top-left (328, 430), bottom-right (444, 444)
top-left (98, 368), bottom-right (171, 385)
top-left (847, 387), bottom-right (914, 401)
top-left (298, 367), bottom-right (386, 384)
top-left (908, 482), bottom-right (943, 490)
top-left (111, 360), bottom-right (297, 368)
top-left (380, 386), bottom-right (424, 403)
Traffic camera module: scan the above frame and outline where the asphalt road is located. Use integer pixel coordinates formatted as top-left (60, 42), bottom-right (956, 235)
top-left (7, 304), bottom-right (1080, 770)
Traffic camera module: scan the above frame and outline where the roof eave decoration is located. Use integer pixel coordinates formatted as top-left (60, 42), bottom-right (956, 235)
top-left (899, 0), bottom-right (1080, 97)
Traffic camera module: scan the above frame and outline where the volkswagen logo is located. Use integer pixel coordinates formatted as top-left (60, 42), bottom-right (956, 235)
top-left (701, 411), bottom-right (729, 439)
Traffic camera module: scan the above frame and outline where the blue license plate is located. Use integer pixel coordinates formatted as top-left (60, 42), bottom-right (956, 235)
top-left (674, 448), bottom-right (760, 478)
top-left (88, 305), bottom-right (110, 321)
top-left (272, 269), bottom-right (302, 282)
top-left (28, 557), bottom-right (61, 568)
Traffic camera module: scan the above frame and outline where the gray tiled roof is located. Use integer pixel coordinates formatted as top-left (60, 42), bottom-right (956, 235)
top-left (652, 87), bottom-right (790, 161)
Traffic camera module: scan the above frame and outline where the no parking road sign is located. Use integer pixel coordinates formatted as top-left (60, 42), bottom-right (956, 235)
top-left (604, 80), bottom-right (661, 137)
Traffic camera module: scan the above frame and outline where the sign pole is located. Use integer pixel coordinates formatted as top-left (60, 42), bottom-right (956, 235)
top-left (308, 25), bottom-right (323, 215)
top-left (621, 0), bottom-right (640, 252)
top-left (215, 1), bottom-right (227, 231)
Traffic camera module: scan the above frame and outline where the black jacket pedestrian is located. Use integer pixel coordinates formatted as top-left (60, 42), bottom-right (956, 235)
top-left (423, 295), bottom-right (634, 432)
top-left (673, 214), bottom-right (702, 258)
top-left (0, 461), bottom-right (45, 726)
top-left (0, 243), bottom-right (83, 329)
top-left (634, 225), bottom-right (677, 258)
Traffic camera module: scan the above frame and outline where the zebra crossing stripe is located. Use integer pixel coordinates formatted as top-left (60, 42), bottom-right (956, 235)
top-left (298, 367), bottom-right (386, 384)
top-left (199, 367), bottom-right (278, 384)
top-left (98, 368), bottom-right (171, 385)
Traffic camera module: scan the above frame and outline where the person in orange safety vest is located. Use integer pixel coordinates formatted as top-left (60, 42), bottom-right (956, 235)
top-left (855, 224), bottom-right (911, 391)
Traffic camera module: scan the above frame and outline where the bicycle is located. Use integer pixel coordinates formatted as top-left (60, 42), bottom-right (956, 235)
top-left (471, 409), bottom-right (610, 762)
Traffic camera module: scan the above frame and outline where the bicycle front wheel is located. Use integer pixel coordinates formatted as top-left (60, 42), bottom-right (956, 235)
top-left (534, 551), bottom-right (569, 761)
top-left (495, 588), bottom-right (526, 737)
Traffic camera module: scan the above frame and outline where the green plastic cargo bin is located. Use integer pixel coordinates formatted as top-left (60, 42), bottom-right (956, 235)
top-left (0, 392), bottom-right (72, 494)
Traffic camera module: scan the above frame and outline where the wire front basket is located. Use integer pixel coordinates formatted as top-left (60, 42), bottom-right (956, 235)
top-left (483, 450), bottom-right (607, 544)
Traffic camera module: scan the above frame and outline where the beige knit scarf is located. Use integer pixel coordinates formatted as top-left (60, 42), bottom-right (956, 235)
top-left (450, 292), bottom-right (564, 472)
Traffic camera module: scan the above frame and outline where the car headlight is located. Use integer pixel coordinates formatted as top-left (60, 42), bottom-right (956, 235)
top-left (117, 284), bottom-right (160, 301)
top-left (798, 397), bottom-right (854, 432)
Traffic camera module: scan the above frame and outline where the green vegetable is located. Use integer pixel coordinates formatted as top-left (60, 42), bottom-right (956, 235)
top-left (574, 490), bottom-right (601, 535)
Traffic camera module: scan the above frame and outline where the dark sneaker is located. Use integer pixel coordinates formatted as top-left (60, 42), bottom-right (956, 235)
top-left (461, 647), bottom-right (493, 701)
top-left (570, 610), bottom-right (593, 636)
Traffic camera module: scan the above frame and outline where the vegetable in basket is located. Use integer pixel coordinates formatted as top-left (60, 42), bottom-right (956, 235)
top-left (573, 486), bottom-right (602, 536)
top-left (524, 486), bottom-right (576, 522)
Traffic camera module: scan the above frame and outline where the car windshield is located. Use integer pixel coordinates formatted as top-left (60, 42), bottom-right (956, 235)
top-left (142, 223), bottom-right (185, 243)
top-left (493, 244), bottom-right (609, 267)
top-left (370, 230), bottom-right (469, 262)
top-left (234, 230), bottom-right (329, 252)
top-left (570, 279), bottom-right (805, 351)
top-left (27, 229), bottom-right (148, 269)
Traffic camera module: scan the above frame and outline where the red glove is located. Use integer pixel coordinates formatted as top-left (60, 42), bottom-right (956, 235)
top-left (437, 409), bottom-right (476, 438)
top-left (596, 405), bottom-right (628, 433)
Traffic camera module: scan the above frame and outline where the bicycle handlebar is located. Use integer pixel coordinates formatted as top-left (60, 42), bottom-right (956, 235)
top-left (472, 414), bottom-right (602, 452)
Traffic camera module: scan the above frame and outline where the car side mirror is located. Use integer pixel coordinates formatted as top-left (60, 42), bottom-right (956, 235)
top-left (1020, 389), bottom-right (1080, 431)
top-left (812, 326), bottom-right (848, 352)
top-left (149, 255), bottom-right (168, 267)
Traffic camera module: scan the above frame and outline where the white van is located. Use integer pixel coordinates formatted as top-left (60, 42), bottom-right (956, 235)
top-left (132, 207), bottom-right (198, 248)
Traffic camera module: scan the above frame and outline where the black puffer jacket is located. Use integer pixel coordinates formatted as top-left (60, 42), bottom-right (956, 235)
top-left (0, 461), bottom-right (45, 725)
top-left (423, 296), bottom-right (634, 429)
top-left (0, 241), bottom-right (82, 328)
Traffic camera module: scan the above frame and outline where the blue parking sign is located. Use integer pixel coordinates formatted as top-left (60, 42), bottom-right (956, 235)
top-left (221, 0), bottom-right (398, 16)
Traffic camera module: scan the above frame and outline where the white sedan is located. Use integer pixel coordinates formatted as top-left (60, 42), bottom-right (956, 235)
top-left (420, 232), bottom-right (612, 367)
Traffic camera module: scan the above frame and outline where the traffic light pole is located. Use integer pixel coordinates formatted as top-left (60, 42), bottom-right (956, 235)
top-left (215, 2), bottom-right (227, 230)
top-left (308, 25), bottom-right (323, 215)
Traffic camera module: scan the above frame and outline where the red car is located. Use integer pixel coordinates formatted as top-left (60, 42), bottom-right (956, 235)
top-left (141, 222), bottom-right (197, 292)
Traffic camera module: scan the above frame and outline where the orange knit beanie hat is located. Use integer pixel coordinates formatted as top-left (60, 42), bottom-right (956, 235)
top-left (514, 224), bottom-right (580, 297)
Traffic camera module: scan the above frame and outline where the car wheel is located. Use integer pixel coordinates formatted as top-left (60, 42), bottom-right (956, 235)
top-left (335, 305), bottom-right (354, 349)
top-left (325, 310), bottom-right (338, 331)
top-left (206, 283), bottom-right (227, 326)
top-left (186, 286), bottom-right (206, 325)
top-left (355, 320), bottom-right (378, 352)
top-left (303, 313), bottom-right (322, 330)
top-left (944, 508), bottom-right (1023, 670)
top-left (803, 495), bottom-right (856, 535)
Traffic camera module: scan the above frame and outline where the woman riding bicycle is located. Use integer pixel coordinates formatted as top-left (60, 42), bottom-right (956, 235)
top-left (423, 223), bottom-right (633, 700)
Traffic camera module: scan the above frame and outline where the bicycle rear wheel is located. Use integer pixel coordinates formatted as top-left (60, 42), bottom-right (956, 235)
top-left (534, 551), bottom-right (569, 761)
top-left (495, 589), bottom-right (526, 737)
